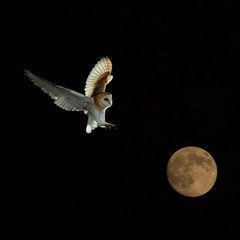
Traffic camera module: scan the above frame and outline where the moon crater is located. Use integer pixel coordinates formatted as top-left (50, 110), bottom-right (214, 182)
top-left (167, 146), bottom-right (217, 197)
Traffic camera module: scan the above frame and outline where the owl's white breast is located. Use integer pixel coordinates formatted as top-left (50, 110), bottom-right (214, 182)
top-left (87, 105), bottom-right (106, 125)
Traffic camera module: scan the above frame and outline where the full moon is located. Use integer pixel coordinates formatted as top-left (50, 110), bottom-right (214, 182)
top-left (166, 146), bottom-right (217, 197)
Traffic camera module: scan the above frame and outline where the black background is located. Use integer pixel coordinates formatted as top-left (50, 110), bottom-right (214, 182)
top-left (4, 1), bottom-right (240, 238)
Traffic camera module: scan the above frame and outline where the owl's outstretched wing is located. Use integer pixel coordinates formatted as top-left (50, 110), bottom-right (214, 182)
top-left (84, 57), bottom-right (113, 97)
top-left (24, 70), bottom-right (93, 111)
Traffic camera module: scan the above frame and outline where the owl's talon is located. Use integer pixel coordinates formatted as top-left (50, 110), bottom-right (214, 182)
top-left (109, 125), bottom-right (117, 129)
top-left (102, 123), bottom-right (116, 129)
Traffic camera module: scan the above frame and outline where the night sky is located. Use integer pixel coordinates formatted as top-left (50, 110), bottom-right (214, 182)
top-left (5, 1), bottom-right (240, 238)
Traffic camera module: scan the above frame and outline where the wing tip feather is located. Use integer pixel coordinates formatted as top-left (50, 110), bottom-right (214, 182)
top-left (84, 57), bottom-right (113, 96)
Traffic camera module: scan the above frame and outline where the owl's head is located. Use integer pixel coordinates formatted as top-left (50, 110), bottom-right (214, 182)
top-left (93, 92), bottom-right (113, 110)
top-left (102, 94), bottom-right (113, 108)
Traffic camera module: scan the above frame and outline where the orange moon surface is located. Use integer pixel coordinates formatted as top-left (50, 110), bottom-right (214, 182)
top-left (166, 146), bottom-right (218, 197)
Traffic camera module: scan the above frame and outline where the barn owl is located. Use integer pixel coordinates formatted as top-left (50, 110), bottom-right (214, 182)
top-left (24, 57), bottom-right (116, 133)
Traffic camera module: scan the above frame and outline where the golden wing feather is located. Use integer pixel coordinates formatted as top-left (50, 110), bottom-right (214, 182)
top-left (84, 57), bottom-right (113, 97)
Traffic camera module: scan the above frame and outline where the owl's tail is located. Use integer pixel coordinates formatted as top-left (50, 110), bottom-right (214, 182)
top-left (86, 119), bottom-right (98, 133)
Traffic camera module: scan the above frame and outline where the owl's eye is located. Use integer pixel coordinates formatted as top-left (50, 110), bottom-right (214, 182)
top-left (104, 98), bottom-right (109, 101)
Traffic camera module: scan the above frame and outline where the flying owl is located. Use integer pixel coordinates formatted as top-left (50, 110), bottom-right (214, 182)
top-left (24, 57), bottom-right (116, 133)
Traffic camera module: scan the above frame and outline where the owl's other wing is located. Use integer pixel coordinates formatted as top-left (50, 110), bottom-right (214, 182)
top-left (84, 57), bottom-right (113, 97)
top-left (24, 70), bottom-right (93, 111)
